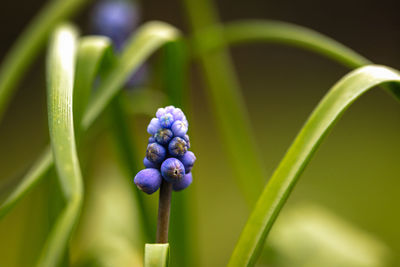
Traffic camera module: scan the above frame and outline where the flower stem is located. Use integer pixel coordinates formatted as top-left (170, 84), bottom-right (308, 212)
top-left (156, 180), bottom-right (172, 243)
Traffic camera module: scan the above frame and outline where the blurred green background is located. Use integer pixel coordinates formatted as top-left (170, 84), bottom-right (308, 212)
top-left (0, 0), bottom-right (399, 266)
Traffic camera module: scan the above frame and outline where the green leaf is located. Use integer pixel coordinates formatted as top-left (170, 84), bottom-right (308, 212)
top-left (73, 36), bottom-right (113, 133)
top-left (145, 244), bottom-right (170, 267)
top-left (35, 23), bottom-right (83, 267)
top-left (0, 21), bottom-right (180, 219)
top-left (182, 0), bottom-right (266, 205)
top-left (228, 65), bottom-right (400, 267)
top-left (82, 21), bottom-right (180, 129)
top-left (0, 0), bottom-right (91, 123)
top-left (193, 19), bottom-right (371, 69)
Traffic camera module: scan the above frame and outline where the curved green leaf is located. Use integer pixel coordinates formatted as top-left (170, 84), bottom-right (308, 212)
top-left (228, 65), bottom-right (400, 267)
top-left (182, 0), bottom-right (266, 205)
top-left (35, 24), bottom-right (83, 267)
top-left (82, 21), bottom-right (180, 129)
top-left (74, 36), bottom-right (113, 133)
top-left (145, 244), bottom-right (170, 267)
top-left (0, 21), bottom-right (181, 219)
top-left (193, 19), bottom-right (371, 69)
top-left (0, 0), bottom-right (91, 123)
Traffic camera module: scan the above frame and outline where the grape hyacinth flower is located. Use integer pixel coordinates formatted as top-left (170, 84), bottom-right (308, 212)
top-left (133, 106), bottom-right (196, 243)
top-left (90, 0), bottom-right (148, 87)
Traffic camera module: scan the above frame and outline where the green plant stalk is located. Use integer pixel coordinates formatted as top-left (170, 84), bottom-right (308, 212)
top-left (109, 94), bottom-right (154, 242)
top-left (36, 23), bottom-right (83, 267)
top-left (0, 21), bottom-right (181, 219)
top-left (181, 0), bottom-right (266, 205)
top-left (0, 0), bottom-right (92, 123)
top-left (228, 65), bottom-right (400, 266)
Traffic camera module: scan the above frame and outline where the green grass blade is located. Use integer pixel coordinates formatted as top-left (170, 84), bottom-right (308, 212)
top-left (182, 0), bottom-right (266, 205)
top-left (0, 147), bottom-right (52, 219)
top-left (109, 95), bottom-right (155, 242)
top-left (145, 244), bottom-right (170, 267)
top-left (36, 23), bottom-right (83, 267)
top-left (0, 0), bottom-right (91, 123)
top-left (0, 21), bottom-right (181, 219)
top-left (193, 19), bottom-right (371, 69)
top-left (82, 21), bottom-right (180, 129)
top-left (228, 65), bottom-right (400, 267)
top-left (74, 36), bottom-right (113, 133)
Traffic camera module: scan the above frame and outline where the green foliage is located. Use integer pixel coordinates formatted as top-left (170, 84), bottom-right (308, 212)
top-left (37, 23), bottom-right (82, 267)
top-left (145, 244), bottom-right (170, 267)
top-left (228, 65), bottom-right (400, 266)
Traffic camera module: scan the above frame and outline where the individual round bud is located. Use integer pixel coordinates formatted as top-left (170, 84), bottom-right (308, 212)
top-left (159, 113), bottom-right (174, 128)
top-left (182, 117), bottom-right (189, 128)
top-left (134, 168), bottom-right (162, 194)
top-left (165, 105), bottom-right (175, 113)
top-left (183, 134), bottom-right (190, 149)
top-left (143, 157), bottom-right (159, 169)
top-left (146, 143), bottom-right (166, 164)
top-left (161, 158), bottom-right (185, 183)
top-left (154, 128), bottom-right (173, 145)
top-left (171, 108), bottom-right (185, 121)
top-left (148, 136), bottom-right (156, 144)
top-left (173, 172), bottom-right (193, 191)
top-left (179, 151), bottom-right (196, 173)
top-left (171, 120), bottom-right (188, 137)
top-left (156, 107), bottom-right (166, 119)
top-left (168, 137), bottom-right (188, 157)
top-left (147, 118), bottom-right (161, 135)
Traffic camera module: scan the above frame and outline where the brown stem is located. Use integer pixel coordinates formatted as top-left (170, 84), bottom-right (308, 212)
top-left (156, 179), bottom-right (172, 243)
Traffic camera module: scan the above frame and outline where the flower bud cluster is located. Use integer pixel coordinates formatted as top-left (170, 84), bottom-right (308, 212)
top-left (134, 106), bottom-right (196, 194)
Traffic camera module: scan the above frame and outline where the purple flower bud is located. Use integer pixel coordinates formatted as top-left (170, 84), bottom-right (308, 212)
top-left (161, 158), bottom-right (185, 183)
top-left (183, 134), bottom-right (190, 149)
top-left (179, 151), bottom-right (196, 173)
top-left (91, 0), bottom-right (140, 46)
top-left (134, 168), bottom-right (162, 194)
top-left (154, 128), bottom-right (173, 145)
top-left (156, 107), bottom-right (167, 119)
top-left (146, 143), bottom-right (166, 164)
top-left (168, 137), bottom-right (188, 157)
top-left (182, 117), bottom-right (189, 128)
top-left (159, 113), bottom-right (174, 128)
top-left (165, 105), bottom-right (175, 113)
top-left (171, 120), bottom-right (188, 137)
top-left (143, 157), bottom-right (159, 169)
top-left (147, 118), bottom-right (161, 135)
top-left (171, 108), bottom-right (185, 121)
top-left (173, 172), bottom-right (192, 191)
top-left (148, 136), bottom-right (156, 144)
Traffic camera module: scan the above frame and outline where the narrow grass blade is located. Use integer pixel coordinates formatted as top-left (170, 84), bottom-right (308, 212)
top-left (82, 21), bottom-right (180, 129)
top-left (228, 65), bottom-right (400, 267)
top-left (0, 21), bottom-right (181, 219)
top-left (193, 19), bottom-right (371, 69)
top-left (109, 95), bottom-right (155, 242)
top-left (35, 24), bottom-right (83, 267)
top-left (74, 36), bottom-right (113, 133)
top-left (182, 0), bottom-right (266, 205)
top-left (0, 0), bottom-right (92, 123)
top-left (145, 244), bottom-right (170, 267)
top-left (0, 148), bottom-right (52, 219)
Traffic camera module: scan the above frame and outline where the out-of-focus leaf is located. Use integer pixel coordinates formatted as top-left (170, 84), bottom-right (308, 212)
top-left (145, 244), bottom-right (170, 267)
top-left (0, 0), bottom-right (92, 123)
top-left (228, 65), bottom-right (400, 266)
top-left (182, 0), bottom-right (266, 206)
top-left (193, 19), bottom-right (370, 69)
top-left (36, 23), bottom-right (83, 267)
